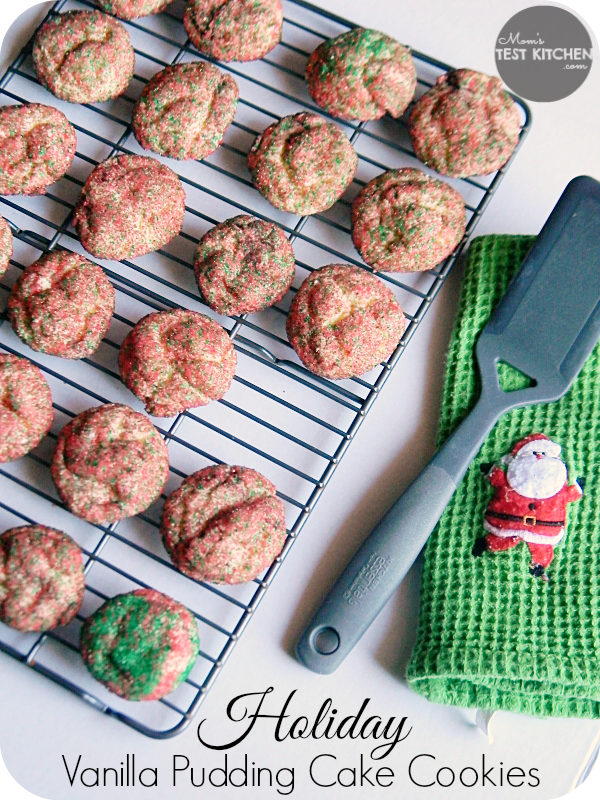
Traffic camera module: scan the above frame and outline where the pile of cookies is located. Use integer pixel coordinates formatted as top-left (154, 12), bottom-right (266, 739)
top-left (0, 1), bottom-right (522, 703)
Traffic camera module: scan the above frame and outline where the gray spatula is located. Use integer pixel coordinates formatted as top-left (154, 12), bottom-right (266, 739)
top-left (297, 175), bottom-right (600, 674)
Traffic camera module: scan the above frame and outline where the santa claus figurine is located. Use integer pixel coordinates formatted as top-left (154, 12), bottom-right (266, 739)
top-left (472, 434), bottom-right (583, 580)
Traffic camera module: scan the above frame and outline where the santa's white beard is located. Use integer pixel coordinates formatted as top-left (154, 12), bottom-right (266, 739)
top-left (507, 455), bottom-right (567, 499)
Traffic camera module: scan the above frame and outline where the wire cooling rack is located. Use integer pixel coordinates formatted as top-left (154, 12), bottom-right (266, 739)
top-left (0, 0), bottom-right (530, 737)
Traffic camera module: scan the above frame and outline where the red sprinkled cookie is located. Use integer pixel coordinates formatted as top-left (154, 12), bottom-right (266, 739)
top-left (95, 0), bottom-right (172, 20)
top-left (306, 28), bottom-right (416, 121)
top-left (119, 309), bottom-right (237, 417)
top-left (0, 525), bottom-right (85, 632)
top-left (351, 168), bottom-right (466, 272)
top-left (0, 215), bottom-right (12, 278)
top-left (80, 588), bottom-right (199, 701)
top-left (0, 354), bottom-right (54, 462)
top-left (32, 10), bottom-right (135, 104)
top-left (133, 62), bottom-right (239, 161)
top-left (409, 69), bottom-right (521, 178)
top-left (0, 103), bottom-right (76, 196)
top-left (184, 0), bottom-right (283, 62)
top-left (73, 154), bottom-right (186, 261)
top-left (161, 464), bottom-right (287, 584)
top-left (286, 264), bottom-right (407, 380)
top-left (51, 403), bottom-right (170, 524)
top-left (8, 251), bottom-right (115, 359)
top-left (248, 112), bottom-right (358, 215)
top-left (194, 215), bottom-right (295, 315)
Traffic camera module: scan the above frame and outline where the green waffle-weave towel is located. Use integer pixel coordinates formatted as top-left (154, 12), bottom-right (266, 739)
top-left (406, 234), bottom-right (600, 719)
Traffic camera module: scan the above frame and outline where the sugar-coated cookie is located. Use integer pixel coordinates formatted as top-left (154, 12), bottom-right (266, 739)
top-left (51, 403), bottom-right (169, 524)
top-left (161, 465), bottom-right (287, 584)
top-left (0, 525), bottom-right (85, 632)
top-left (8, 251), bottom-right (115, 358)
top-left (286, 264), bottom-right (407, 379)
top-left (73, 154), bottom-right (186, 261)
top-left (248, 112), bottom-right (358, 215)
top-left (80, 588), bottom-right (199, 701)
top-left (306, 28), bottom-right (416, 121)
top-left (119, 309), bottom-right (237, 417)
top-left (32, 10), bottom-right (135, 104)
top-left (0, 104), bottom-right (76, 195)
top-left (409, 69), bottom-right (521, 177)
top-left (194, 215), bottom-right (295, 315)
top-left (351, 168), bottom-right (466, 272)
top-left (0, 354), bottom-right (54, 462)
top-left (184, 0), bottom-right (283, 62)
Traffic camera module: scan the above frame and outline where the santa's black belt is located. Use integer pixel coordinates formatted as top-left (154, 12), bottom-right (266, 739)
top-left (485, 511), bottom-right (564, 527)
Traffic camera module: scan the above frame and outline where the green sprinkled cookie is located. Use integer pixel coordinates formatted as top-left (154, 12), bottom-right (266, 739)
top-left (351, 168), bottom-right (466, 272)
top-left (133, 62), bottom-right (239, 161)
top-left (409, 68), bottom-right (521, 178)
top-left (95, 0), bottom-right (172, 20)
top-left (32, 10), bottom-right (135, 105)
top-left (286, 264), bottom-right (407, 380)
top-left (194, 215), bottom-right (295, 315)
top-left (119, 309), bottom-right (237, 417)
top-left (0, 525), bottom-right (85, 632)
top-left (306, 28), bottom-right (416, 121)
top-left (161, 464), bottom-right (287, 584)
top-left (0, 355), bottom-right (54, 463)
top-left (184, 0), bottom-right (283, 62)
top-left (8, 250), bottom-right (115, 359)
top-left (0, 103), bottom-right (76, 196)
top-left (80, 588), bottom-right (199, 701)
top-left (51, 403), bottom-right (170, 524)
top-left (248, 112), bottom-right (358, 215)
top-left (0, 215), bottom-right (13, 278)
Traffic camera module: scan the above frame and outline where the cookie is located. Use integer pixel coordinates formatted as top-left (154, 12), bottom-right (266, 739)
top-left (306, 28), bottom-right (417, 121)
top-left (51, 403), bottom-right (169, 524)
top-left (0, 354), bottom-right (54, 462)
top-left (8, 250), bottom-right (115, 359)
top-left (0, 215), bottom-right (13, 279)
top-left (0, 103), bottom-right (76, 196)
top-left (119, 309), bottom-right (237, 417)
top-left (184, 0), bottom-right (283, 62)
top-left (133, 62), bottom-right (239, 161)
top-left (248, 112), bottom-right (358, 215)
top-left (409, 68), bottom-right (521, 178)
top-left (72, 154), bottom-right (186, 261)
top-left (194, 215), bottom-right (295, 315)
top-left (161, 465), bottom-right (286, 584)
top-left (80, 588), bottom-right (199, 701)
top-left (0, 525), bottom-right (85, 632)
top-left (286, 264), bottom-right (406, 380)
top-left (32, 10), bottom-right (135, 104)
top-left (95, 0), bottom-right (172, 19)
top-left (351, 168), bottom-right (466, 273)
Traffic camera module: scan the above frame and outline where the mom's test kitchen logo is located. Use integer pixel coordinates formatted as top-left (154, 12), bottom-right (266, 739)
top-left (495, 5), bottom-right (593, 101)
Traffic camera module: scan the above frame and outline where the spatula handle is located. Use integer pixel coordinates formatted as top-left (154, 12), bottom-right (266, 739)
top-left (297, 396), bottom-right (502, 674)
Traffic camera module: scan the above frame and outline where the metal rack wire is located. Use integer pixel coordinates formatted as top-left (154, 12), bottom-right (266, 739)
top-left (0, 0), bottom-right (530, 737)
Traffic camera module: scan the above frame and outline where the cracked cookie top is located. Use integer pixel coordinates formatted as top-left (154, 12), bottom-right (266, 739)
top-left (0, 354), bottom-right (54, 463)
top-left (33, 10), bottom-right (135, 104)
top-left (248, 112), bottom-right (358, 215)
top-left (286, 264), bottom-right (407, 380)
top-left (8, 250), bottom-right (115, 359)
top-left (184, 0), bottom-right (283, 62)
top-left (51, 403), bottom-right (170, 523)
top-left (409, 68), bottom-right (521, 178)
top-left (0, 103), bottom-right (76, 195)
top-left (95, 0), bottom-right (172, 20)
top-left (306, 28), bottom-right (417, 121)
top-left (119, 309), bottom-right (237, 417)
top-left (351, 168), bottom-right (466, 273)
top-left (133, 62), bottom-right (239, 161)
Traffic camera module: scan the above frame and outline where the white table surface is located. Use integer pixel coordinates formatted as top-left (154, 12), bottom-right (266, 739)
top-left (1, 2), bottom-right (600, 799)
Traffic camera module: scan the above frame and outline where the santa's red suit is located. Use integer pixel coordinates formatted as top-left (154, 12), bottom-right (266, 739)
top-left (483, 434), bottom-right (582, 570)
